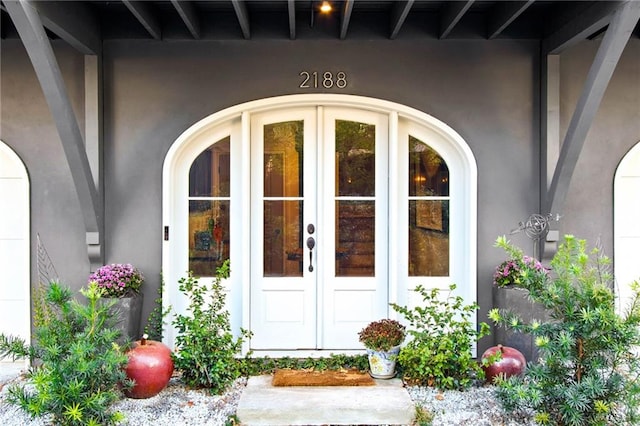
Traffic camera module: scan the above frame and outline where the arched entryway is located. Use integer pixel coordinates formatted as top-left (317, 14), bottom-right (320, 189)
top-left (614, 141), bottom-right (640, 313)
top-left (162, 95), bottom-right (477, 356)
top-left (0, 140), bottom-right (30, 367)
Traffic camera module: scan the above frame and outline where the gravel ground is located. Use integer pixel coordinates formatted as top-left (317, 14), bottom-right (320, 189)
top-left (1, 373), bottom-right (536, 425)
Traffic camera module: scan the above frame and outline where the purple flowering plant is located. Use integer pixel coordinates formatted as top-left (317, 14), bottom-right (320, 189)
top-left (88, 263), bottom-right (143, 298)
top-left (493, 236), bottom-right (549, 288)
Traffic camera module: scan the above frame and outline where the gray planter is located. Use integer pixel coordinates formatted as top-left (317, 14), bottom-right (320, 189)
top-left (105, 294), bottom-right (143, 344)
top-left (493, 286), bottom-right (548, 363)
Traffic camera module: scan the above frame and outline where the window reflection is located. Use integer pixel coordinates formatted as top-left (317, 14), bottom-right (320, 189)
top-left (188, 137), bottom-right (230, 277)
top-left (408, 137), bottom-right (449, 276)
top-left (335, 120), bottom-right (376, 277)
top-left (263, 121), bottom-right (304, 277)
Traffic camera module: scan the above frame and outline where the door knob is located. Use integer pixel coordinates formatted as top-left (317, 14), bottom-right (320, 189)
top-left (306, 237), bottom-right (315, 272)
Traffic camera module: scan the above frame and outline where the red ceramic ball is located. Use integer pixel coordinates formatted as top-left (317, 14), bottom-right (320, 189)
top-left (481, 344), bottom-right (526, 384)
top-left (125, 337), bottom-right (174, 398)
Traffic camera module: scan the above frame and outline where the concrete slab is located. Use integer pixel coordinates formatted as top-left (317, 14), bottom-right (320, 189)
top-left (236, 375), bottom-right (415, 425)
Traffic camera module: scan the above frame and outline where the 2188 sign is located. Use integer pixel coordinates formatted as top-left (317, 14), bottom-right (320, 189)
top-left (299, 71), bottom-right (348, 89)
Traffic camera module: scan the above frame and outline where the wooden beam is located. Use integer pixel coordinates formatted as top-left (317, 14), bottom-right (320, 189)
top-left (390, 0), bottom-right (414, 40)
top-left (29, 1), bottom-right (101, 55)
top-left (488, 0), bottom-right (535, 39)
top-left (545, 1), bottom-right (640, 216)
top-left (231, 0), bottom-right (250, 39)
top-left (542, 1), bottom-right (625, 55)
top-left (541, 55), bottom-right (560, 195)
top-left (4, 1), bottom-right (102, 247)
top-left (288, 0), bottom-right (296, 39)
top-left (171, 0), bottom-right (200, 39)
top-left (439, 0), bottom-right (473, 39)
top-left (84, 54), bottom-right (104, 269)
top-left (122, 0), bottom-right (161, 40)
top-left (340, 0), bottom-right (354, 40)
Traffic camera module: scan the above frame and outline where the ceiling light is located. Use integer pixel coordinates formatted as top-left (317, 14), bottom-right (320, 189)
top-left (320, 1), bottom-right (332, 13)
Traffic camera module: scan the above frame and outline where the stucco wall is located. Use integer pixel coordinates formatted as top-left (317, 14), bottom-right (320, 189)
top-left (559, 40), bottom-right (640, 255)
top-left (1, 36), bottom-right (638, 351)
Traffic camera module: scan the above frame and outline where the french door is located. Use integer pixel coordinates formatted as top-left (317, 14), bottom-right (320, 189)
top-left (249, 107), bottom-right (389, 350)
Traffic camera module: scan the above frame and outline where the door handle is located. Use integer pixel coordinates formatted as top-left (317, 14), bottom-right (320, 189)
top-left (306, 236), bottom-right (315, 272)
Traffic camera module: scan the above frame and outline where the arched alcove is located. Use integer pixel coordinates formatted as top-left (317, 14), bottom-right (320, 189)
top-left (162, 95), bottom-right (477, 355)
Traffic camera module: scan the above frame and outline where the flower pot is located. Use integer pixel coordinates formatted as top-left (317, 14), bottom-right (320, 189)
top-left (366, 345), bottom-right (401, 379)
top-left (105, 294), bottom-right (143, 344)
top-left (493, 286), bottom-right (548, 363)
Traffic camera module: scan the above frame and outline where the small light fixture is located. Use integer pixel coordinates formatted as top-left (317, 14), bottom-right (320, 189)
top-left (319, 1), bottom-right (332, 13)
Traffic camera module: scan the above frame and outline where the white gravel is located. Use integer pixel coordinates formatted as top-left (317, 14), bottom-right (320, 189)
top-left (1, 373), bottom-right (536, 425)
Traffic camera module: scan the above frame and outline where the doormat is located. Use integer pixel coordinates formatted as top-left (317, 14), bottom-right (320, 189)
top-left (272, 369), bottom-right (375, 387)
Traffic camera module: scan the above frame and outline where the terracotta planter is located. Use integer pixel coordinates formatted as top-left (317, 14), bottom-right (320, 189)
top-left (493, 286), bottom-right (548, 363)
top-left (366, 345), bottom-right (401, 379)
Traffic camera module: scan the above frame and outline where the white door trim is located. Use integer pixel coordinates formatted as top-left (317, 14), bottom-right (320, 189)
top-left (0, 140), bottom-right (30, 368)
top-left (614, 140), bottom-right (640, 314)
top-left (162, 94), bottom-right (477, 355)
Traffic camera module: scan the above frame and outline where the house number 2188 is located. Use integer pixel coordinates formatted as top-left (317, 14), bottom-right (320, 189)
top-left (299, 71), bottom-right (348, 89)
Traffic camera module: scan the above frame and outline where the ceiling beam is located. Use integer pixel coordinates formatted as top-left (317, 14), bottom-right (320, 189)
top-left (440, 0), bottom-right (474, 39)
top-left (488, 0), bottom-right (535, 39)
top-left (4, 0), bottom-right (102, 253)
top-left (340, 0), bottom-right (354, 40)
top-left (390, 0), bottom-right (414, 40)
top-left (288, 0), bottom-right (296, 39)
top-left (25, 1), bottom-right (101, 55)
top-left (542, 1), bottom-right (625, 55)
top-left (545, 1), bottom-right (640, 216)
top-left (122, 0), bottom-right (161, 40)
top-left (231, 0), bottom-right (250, 39)
top-left (171, 0), bottom-right (200, 39)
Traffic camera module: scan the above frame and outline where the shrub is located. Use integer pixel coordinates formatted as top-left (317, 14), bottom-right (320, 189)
top-left (143, 275), bottom-right (170, 341)
top-left (0, 281), bottom-right (130, 425)
top-left (391, 283), bottom-right (491, 390)
top-left (172, 260), bottom-right (251, 394)
top-left (240, 354), bottom-right (369, 376)
top-left (489, 235), bottom-right (640, 425)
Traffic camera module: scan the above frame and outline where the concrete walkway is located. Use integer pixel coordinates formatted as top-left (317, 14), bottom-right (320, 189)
top-left (236, 375), bottom-right (415, 425)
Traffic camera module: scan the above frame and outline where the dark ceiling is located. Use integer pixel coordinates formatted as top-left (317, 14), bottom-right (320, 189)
top-left (1, 0), bottom-right (639, 48)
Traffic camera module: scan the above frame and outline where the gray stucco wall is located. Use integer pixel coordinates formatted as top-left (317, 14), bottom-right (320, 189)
top-left (1, 37), bottom-right (638, 353)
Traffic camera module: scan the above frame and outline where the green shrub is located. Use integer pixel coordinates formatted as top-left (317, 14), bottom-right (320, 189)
top-left (490, 235), bottom-right (640, 426)
top-left (240, 354), bottom-right (369, 376)
top-left (172, 260), bottom-right (251, 394)
top-left (391, 283), bottom-right (491, 390)
top-left (143, 275), bottom-right (170, 341)
top-left (0, 281), bottom-right (129, 425)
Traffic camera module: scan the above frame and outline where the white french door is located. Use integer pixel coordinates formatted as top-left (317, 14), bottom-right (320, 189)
top-left (249, 107), bottom-right (389, 350)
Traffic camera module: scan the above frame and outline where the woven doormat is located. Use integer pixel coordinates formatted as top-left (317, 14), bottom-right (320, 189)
top-left (272, 369), bottom-right (375, 387)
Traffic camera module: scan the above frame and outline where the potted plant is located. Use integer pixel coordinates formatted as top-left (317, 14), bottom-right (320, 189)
top-left (492, 236), bottom-right (550, 362)
top-left (89, 263), bottom-right (144, 343)
top-left (358, 318), bottom-right (406, 379)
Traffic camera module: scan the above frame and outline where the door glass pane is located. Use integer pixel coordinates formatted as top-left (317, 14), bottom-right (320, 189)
top-left (264, 121), bottom-right (303, 198)
top-left (189, 137), bottom-right (230, 197)
top-left (188, 137), bottom-right (231, 277)
top-left (336, 201), bottom-right (375, 277)
top-left (335, 120), bottom-right (375, 197)
top-left (408, 136), bottom-right (449, 276)
top-left (188, 200), bottom-right (230, 277)
top-left (409, 136), bottom-right (448, 196)
top-left (264, 200), bottom-right (303, 277)
top-left (263, 120), bottom-right (304, 277)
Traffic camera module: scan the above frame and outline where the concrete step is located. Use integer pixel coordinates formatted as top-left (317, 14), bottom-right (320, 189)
top-left (236, 375), bottom-right (415, 425)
